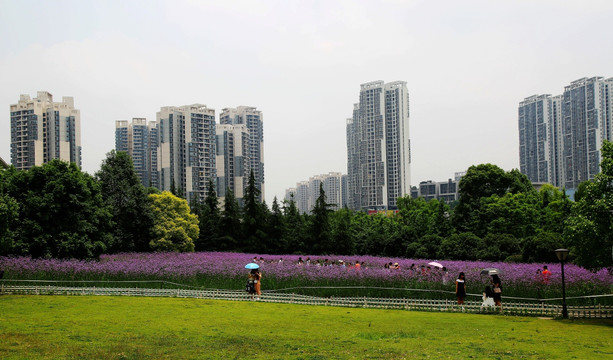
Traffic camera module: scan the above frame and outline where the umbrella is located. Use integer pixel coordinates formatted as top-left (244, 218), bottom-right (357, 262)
top-left (245, 263), bottom-right (260, 270)
top-left (480, 268), bottom-right (500, 276)
top-left (427, 261), bottom-right (443, 268)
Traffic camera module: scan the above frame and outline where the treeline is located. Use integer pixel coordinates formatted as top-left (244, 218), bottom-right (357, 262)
top-left (2, 143), bottom-right (613, 270)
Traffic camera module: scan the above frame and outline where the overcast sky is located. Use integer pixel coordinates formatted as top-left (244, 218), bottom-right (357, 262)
top-left (2, 0), bottom-right (612, 204)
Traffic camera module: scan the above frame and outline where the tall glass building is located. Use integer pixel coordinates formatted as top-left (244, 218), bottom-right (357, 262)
top-left (346, 81), bottom-right (411, 211)
top-left (10, 91), bottom-right (81, 170)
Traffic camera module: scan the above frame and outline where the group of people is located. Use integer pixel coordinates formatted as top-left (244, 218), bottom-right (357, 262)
top-left (455, 272), bottom-right (503, 311)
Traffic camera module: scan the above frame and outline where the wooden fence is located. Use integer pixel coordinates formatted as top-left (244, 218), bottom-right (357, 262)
top-left (2, 283), bottom-right (612, 319)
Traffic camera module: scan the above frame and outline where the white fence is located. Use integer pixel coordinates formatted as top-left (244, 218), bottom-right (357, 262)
top-left (2, 283), bottom-right (612, 319)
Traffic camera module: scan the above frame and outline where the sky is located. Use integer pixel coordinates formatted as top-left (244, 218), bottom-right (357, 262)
top-left (1, 0), bottom-right (613, 204)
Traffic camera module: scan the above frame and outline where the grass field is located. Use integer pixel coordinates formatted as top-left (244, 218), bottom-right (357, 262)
top-left (1, 295), bottom-right (612, 359)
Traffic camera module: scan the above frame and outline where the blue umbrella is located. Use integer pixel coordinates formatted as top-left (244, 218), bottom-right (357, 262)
top-left (245, 263), bottom-right (260, 270)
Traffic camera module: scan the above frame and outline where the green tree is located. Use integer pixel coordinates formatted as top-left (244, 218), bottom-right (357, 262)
top-left (282, 196), bottom-right (306, 253)
top-left (521, 232), bottom-right (563, 263)
top-left (196, 179), bottom-right (221, 251)
top-left (477, 193), bottom-right (540, 239)
top-left (565, 140), bottom-right (613, 269)
top-left (96, 150), bottom-right (154, 252)
top-left (330, 208), bottom-right (355, 255)
top-left (149, 191), bottom-right (198, 252)
top-left (406, 234), bottom-right (443, 259)
top-left (453, 164), bottom-right (535, 234)
top-left (3, 160), bottom-right (112, 259)
top-left (267, 197), bottom-right (286, 253)
top-left (538, 184), bottom-right (572, 234)
top-left (242, 170), bottom-right (267, 252)
top-left (397, 197), bottom-right (450, 252)
top-left (479, 233), bottom-right (521, 261)
top-left (438, 232), bottom-right (484, 260)
top-left (219, 189), bottom-right (242, 250)
top-left (0, 193), bottom-right (18, 255)
top-left (310, 183), bottom-right (334, 253)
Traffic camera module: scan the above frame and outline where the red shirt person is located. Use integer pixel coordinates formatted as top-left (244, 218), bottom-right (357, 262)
top-left (542, 266), bottom-right (552, 284)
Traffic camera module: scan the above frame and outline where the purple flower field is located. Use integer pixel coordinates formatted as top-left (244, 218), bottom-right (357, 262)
top-left (1, 252), bottom-right (611, 299)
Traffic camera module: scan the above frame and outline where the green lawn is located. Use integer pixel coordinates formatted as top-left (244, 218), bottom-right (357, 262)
top-left (1, 295), bottom-right (612, 359)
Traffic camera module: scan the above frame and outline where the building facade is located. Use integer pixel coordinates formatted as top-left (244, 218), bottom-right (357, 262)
top-left (295, 181), bottom-right (310, 214)
top-left (518, 94), bottom-right (564, 187)
top-left (157, 104), bottom-right (216, 204)
top-left (285, 172), bottom-right (348, 214)
top-left (219, 106), bottom-right (264, 201)
top-left (216, 123), bottom-right (250, 206)
top-left (115, 118), bottom-right (159, 188)
top-left (346, 81), bottom-right (411, 211)
top-left (411, 178), bottom-right (460, 203)
top-left (10, 91), bottom-right (81, 170)
top-left (519, 77), bottom-right (613, 190)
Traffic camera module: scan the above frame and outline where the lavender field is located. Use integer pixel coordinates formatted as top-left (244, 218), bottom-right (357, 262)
top-left (1, 252), bottom-right (611, 302)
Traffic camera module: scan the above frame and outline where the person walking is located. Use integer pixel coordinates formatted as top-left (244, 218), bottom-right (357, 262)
top-left (253, 268), bottom-right (262, 298)
top-left (491, 274), bottom-right (502, 311)
top-left (456, 272), bottom-right (467, 309)
top-left (542, 265), bottom-right (552, 285)
top-left (247, 269), bottom-right (257, 298)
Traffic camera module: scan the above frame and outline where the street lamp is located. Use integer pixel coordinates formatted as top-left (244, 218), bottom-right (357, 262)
top-left (555, 248), bottom-right (569, 319)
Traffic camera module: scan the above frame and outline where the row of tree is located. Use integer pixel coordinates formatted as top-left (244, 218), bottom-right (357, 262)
top-left (2, 142), bottom-right (613, 270)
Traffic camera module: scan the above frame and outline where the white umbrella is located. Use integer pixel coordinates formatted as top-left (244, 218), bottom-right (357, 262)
top-left (427, 261), bottom-right (443, 268)
top-left (480, 268), bottom-right (500, 276)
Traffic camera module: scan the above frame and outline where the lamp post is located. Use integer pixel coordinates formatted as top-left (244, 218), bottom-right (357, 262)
top-left (555, 248), bottom-right (569, 319)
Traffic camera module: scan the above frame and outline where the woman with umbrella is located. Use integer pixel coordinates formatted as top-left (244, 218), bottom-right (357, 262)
top-left (245, 263), bottom-right (261, 298)
top-left (491, 274), bottom-right (502, 311)
top-left (480, 268), bottom-right (502, 311)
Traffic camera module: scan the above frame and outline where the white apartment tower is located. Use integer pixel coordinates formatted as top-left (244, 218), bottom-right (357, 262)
top-left (518, 95), bottom-right (563, 186)
top-left (346, 81), bottom-right (411, 211)
top-left (562, 77), bottom-right (613, 189)
top-left (157, 104), bottom-right (216, 203)
top-left (285, 172), bottom-right (348, 214)
top-left (220, 106), bottom-right (264, 201)
top-left (216, 123), bottom-right (250, 205)
top-left (10, 91), bottom-right (81, 170)
top-left (323, 172), bottom-right (344, 210)
top-left (295, 181), bottom-right (310, 214)
top-left (115, 118), bottom-right (160, 188)
top-left (519, 77), bottom-right (613, 190)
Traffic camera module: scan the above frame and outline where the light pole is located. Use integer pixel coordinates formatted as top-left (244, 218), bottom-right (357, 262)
top-left (555, 248), bottom-right (569, 319)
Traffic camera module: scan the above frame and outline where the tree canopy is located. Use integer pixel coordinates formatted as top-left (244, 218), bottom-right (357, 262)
top-left (149, 191), bottom-right (199, 252)
top-left (96, 150), bottom-right (155, 252)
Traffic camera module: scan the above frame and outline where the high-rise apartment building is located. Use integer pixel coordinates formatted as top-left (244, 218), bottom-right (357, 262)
top-left (216, 123), bottom-right (250, 205)
top-left (285, 172), bottom-right (348, 214)
top-left (115, 118), bottom-right (159, 188)
top-left (518, 95), bottom-right (562, 185)
top-left (157, 104), bottom-right (216, 204)
top-left (295, 181), bottom-right (310, 214)
top-left (346, 81), bottom-right (411, 211)
top-left (220, 106), bottom-right (264, 201)
top-left (10, 91), bottom-right (81, 170)
top-left (308, 175), bottom-right (323, 211)
top-left (284, 187), bottom-right (297, 203)
top-left (322, 172), bottom-right (344, 211)
top-left (519, 77), bottom-right (613, 189)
